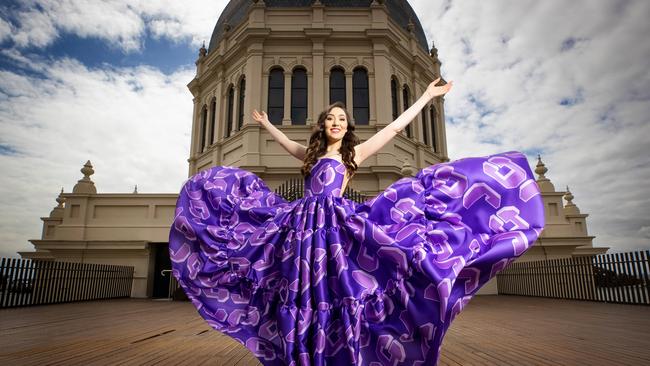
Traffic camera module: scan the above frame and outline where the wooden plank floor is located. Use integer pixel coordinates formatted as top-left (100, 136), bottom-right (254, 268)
top-left (1, 295), bottom-right (649, 365)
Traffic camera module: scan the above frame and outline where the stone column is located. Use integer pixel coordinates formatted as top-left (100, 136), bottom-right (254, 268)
top-left (213, 67), bottom-right (224, 144)
top-left (372, 42), bottom-right (391, 126)
top-left (312, 41), bottom-right (324, 123)
top-left (368, 71), bottom-right (376, 125)
top-left (345, 70), bottom-right (353, 113)
top-left (244, 42), bottom-right (264, 167)
top-left (282, 70), bottom-right (291, 125)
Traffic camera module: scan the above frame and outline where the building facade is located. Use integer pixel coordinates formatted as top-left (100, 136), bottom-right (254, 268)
top-left (19, 0), bottom-right (608, 298)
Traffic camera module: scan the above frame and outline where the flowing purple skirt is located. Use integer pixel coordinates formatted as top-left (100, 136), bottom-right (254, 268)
top-left (169, 151), bottom-right (545, 365)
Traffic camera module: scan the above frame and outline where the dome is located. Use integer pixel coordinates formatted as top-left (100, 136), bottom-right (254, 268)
top-left (208, 0), bottom-right (430, 53)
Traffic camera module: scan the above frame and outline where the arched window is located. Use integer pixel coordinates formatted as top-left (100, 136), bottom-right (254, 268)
top-left (237, 77), bottom-right (246, 130)
top-left (225, 84), bottom-right (234, 138)
top-left (421, 107), bottom-right (429, 146)
top-left (391, 77), bottom-right (399, 120)
top-left (329, 67), bottom-right (346, 105)
top-left (352, 67), bottom-right (369, 125)
top-left (402, 84), bottom-right (412, 137)
top-left (291, 68), bottom-right (307, 125)
top-left (430, 105), bottom-right (437, 152)
top-left (200, 105), bottom-right (207, 152)
top-left (209, 97), bottom-right (216, 145)
top-left (268, 67), bottom-right (284, 125)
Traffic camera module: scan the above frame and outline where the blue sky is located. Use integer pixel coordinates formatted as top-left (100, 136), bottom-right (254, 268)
top-left (0, 0), bottom-right (649, 258)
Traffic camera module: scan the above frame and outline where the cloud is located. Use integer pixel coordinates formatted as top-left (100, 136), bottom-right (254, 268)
top-left (0, 0), bottom-right (228, 52)
top-left (0, 54), bottom-right (195, 258)
top-left (410, 0), bottom-right (650, 252)
top-left (0, 14), bottom-right (14, 43)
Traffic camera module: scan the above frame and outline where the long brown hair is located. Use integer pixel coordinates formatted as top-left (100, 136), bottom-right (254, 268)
top-left (301, 101), bottom-right (360, 177)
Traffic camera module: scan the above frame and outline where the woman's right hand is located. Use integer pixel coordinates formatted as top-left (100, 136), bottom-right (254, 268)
top-left (252, 109), bottom-right (270, 125)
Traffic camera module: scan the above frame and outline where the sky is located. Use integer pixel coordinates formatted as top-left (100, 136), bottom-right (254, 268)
top-left (0, 0), bottom-right (648, 258)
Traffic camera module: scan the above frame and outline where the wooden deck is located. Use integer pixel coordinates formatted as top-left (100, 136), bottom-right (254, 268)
top-left (1, 295), bottom-right (649, 365)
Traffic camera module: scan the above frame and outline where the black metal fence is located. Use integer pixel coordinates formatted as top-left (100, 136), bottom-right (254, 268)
top-left (0, 258), bottom-right (134, 308)
top-left (497, 250), bottom-right (650, 305)
top-left (275, 177), bottom-right (367, 203)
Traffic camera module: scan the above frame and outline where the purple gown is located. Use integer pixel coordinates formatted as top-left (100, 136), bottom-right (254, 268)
top-left (169, 150), bottom-right (545, 365)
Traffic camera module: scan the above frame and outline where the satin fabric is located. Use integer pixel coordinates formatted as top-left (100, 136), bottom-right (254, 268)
top-left (169, 150), bottom-right (545, 365)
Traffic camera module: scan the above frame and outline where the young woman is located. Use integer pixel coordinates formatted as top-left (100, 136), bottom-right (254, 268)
top-left (252, 77), bottom-right (452, 192)
top-left (169, 77), bottom-right (545, 366)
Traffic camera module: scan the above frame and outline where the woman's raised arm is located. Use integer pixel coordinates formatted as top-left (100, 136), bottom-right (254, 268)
top-left (354, 78), bottom-right (453, 165)
top-left (252, 109), bottom-right (307, 161)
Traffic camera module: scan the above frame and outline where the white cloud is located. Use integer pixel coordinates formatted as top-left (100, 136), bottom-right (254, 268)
top-left (410, 0), bottom-right (650, 252)
top-left (0, 55), bottom-right (195, 258)
top-left (1, 0), bottom-right (228, 52)
top-left (0, 16), bottom-right (12, 43)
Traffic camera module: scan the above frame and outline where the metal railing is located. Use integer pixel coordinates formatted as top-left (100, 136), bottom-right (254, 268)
top-left (274, 177), bottom-right (367, 203)
top-left (1, 257), bottom-right (134, 308)
top-left (497, 250), bottom-right (650, 305)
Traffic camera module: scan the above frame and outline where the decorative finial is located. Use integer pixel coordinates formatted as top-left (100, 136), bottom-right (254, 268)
top-left (430, 41), bottom-right (438, 57)
top-left (563, 185), bottom-right (581, 214)
top-left (533, 154), bottom-right (555, 193)
top-left (564, 186), bottom-right (575, 205)
top-left (535, 154), bottom-right (548, 178)
top-left (133, 185), bottom-right (138, 194)
top-left (81, 160), bottom-right (94, 181)
top-left (56, 188), bottom-right (65, 207)
top-left (199, 41), bottom-right (207, 57)
top-left (72, 160), bottom-right (97, 194)
top-left (224, 21), bottom-right (231, 32)
top-left (407, 17), bottom-right (415, 33)
top-left (49, 187), bottom-right (67, 218)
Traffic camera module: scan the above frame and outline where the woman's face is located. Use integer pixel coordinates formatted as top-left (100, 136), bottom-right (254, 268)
top-left (324, 106), bottom-right (348, 143)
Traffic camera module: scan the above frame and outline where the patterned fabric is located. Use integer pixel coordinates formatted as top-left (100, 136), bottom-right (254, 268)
top-left (169, 151), bottom-right (545, 365)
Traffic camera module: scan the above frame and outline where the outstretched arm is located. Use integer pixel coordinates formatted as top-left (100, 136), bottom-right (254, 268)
top-left (354, 78), bottom-right (453, 165)
top-left (252, 109), bottom-right (307, 161)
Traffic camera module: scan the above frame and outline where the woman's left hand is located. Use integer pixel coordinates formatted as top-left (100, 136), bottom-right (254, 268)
top-left (425, 77), bottom-right (453, 99)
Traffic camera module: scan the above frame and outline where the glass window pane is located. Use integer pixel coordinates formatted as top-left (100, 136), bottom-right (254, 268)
top-left (330, 69), bottom-right (345, 88)
top-left (391, 79), bottom-right (398, 119)
top-left (330, 89), bottom-right (346, 105)
top-left (291, 108), bottom-right (307, 125)
top-left (353, 89), bottom-right (369, 107)
top-left (292, 89), bottom-right (307, 107)
top-left (269, 69), bottom-right (284, 88)
top-left (292, 69), bottom-right (307, 89)
top-left (430, 106), bottom-right (437, 151)
top-left (353, 69), bottom-right (368, 87)
top-left (269, 107), bottom-right (283, 124)
top-left (354, 108), bottom-right (369, 125)
top-left (268, 91), bottom-right (284, 107)
top-left (421, 109), bottom-right (429, 145)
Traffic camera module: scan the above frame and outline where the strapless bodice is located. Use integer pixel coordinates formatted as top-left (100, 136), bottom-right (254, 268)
top-left (304, 158), bottom-right (346, 198)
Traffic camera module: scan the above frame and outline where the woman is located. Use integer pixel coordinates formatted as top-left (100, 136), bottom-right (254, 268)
top-left (169, 77), bottom-right (545, 365)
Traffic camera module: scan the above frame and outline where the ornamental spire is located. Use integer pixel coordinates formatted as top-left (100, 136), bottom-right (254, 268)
top-left (535, 154), bottom-right (555, 192)
top-left (72, 160), bottom-right (97, 194)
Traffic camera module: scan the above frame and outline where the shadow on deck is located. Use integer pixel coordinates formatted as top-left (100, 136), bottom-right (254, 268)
top-left (1, 295), bottom-right (649, 365)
